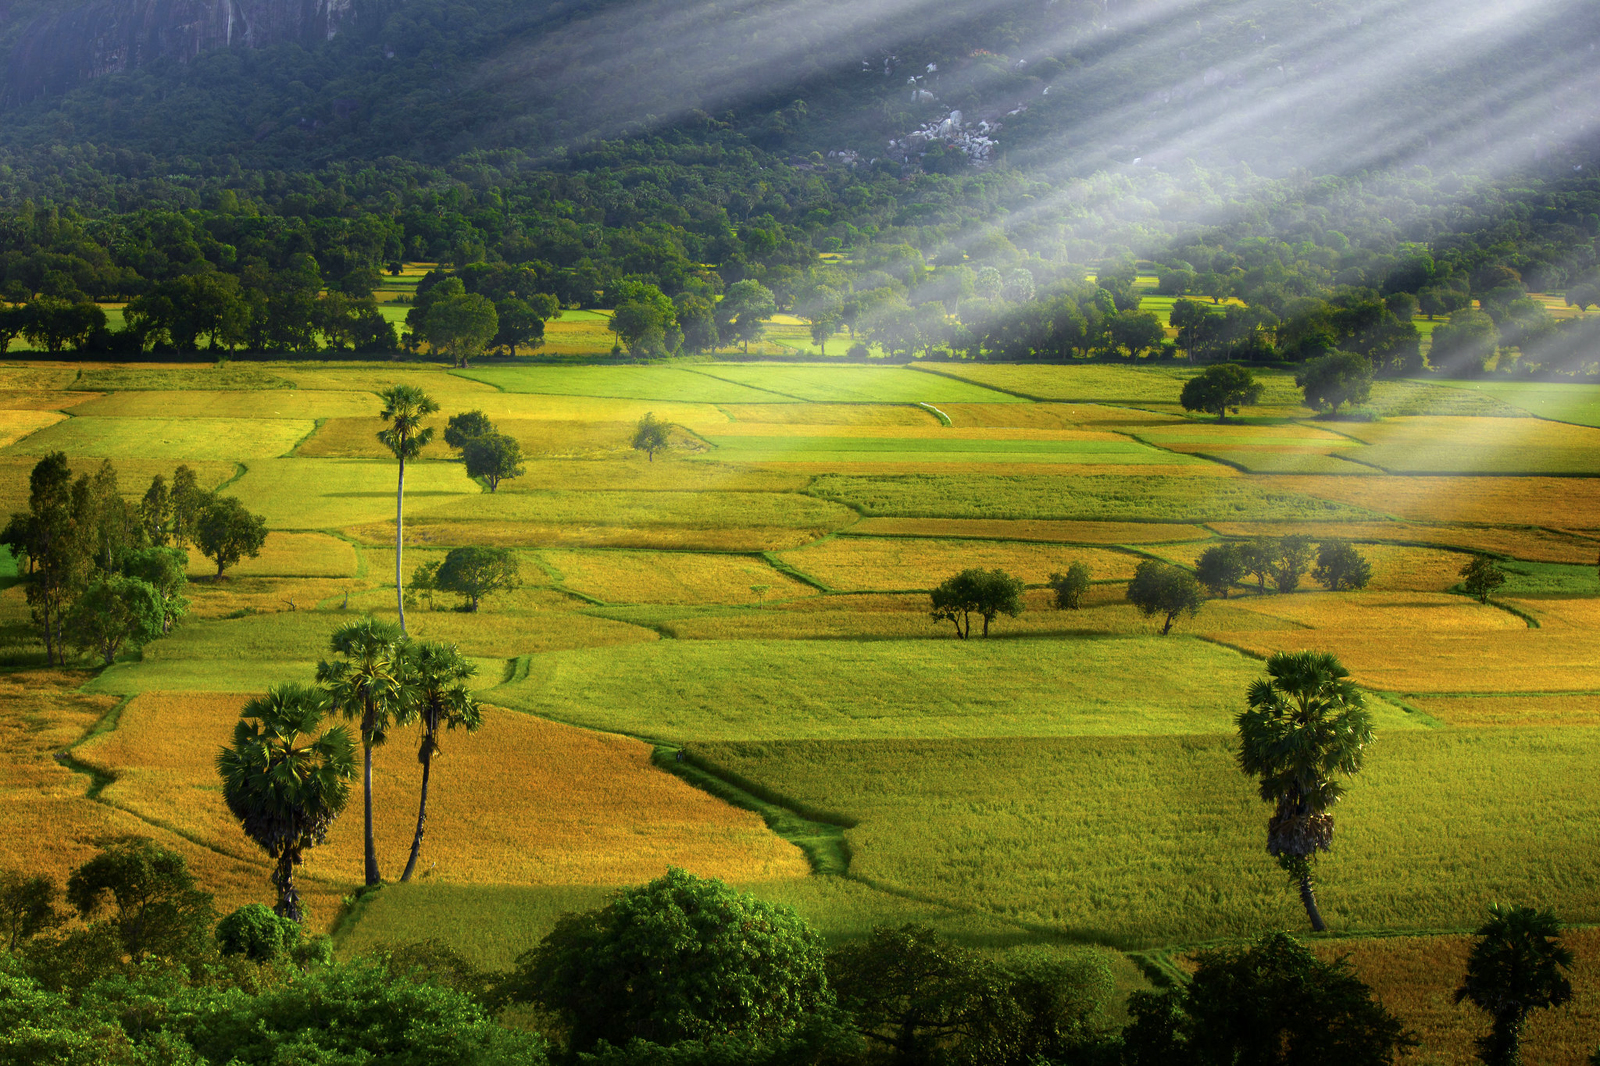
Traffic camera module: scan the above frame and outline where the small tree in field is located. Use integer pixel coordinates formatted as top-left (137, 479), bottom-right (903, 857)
top-left (194, 495), bottom-right (268, 578)
top-left (443, 410), bottom-right (494, 451)
top-left (433, 547), bottom-right (520, 611)
top-left (1179, 363), bottom-right (1263, 423)
top-left (1296, 351), bottom-right (1373, 415)
top-left (1126, 561), bottom-right (1203, 634)
top-left (1273, 534), bottom-right (1315, 593)
top-left (1314, 540), bottom-right (1373, 591)
top-left (930, 568), bottom-right (1025, 638)
top-left (462, 433), bottom-right (525, 492)
top-left (1048, 562), bottom-right (1091, 610)
top-left (1239, 539), bottom-right (1277, 594)
top-left (1461, 554), bottom-right (1507, 603)
top-left (65, 575), bottom-right (164, 665)
top-left (1456, 904), bottom-right (1573, 1066)
top-left (632, 412), bottom-right (671, 461)
top-left (1195, 544), bottom-right (1245, 598)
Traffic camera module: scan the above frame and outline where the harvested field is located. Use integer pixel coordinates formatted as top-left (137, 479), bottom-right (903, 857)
top-left (73, 365), bottom-right (296, 391)
top-left (778, 537), bottom-right (1142, 590)
top-left (226, 458), bottom-right (480, 527)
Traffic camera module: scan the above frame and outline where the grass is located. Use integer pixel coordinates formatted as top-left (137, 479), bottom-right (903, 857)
top-left (850, 518), bottom-right (1215, 544)
top-left (5, 416), bottom-right (315, 460)
top-left (1427, 380), bottom-right (1600, 426)
top-left (718, 404), bottom-right (938, 425)
top-left (1259, 475), bottom-right (1600, 528)
top-left (694, 727), bottom-right (1600, 948)
top-left (72, 365), bottom-right (297, 391)
top-left (482, 635), bottom-right (1413, 741)
top-left (689, 365), bottom-right (1026, 404)
top-left (539, 549), bottom-right (816, 605)
top-left (777, 537), bottom-right (1144, 590)
top-left (1206, 522), bottom-right (1600, 565)
top-left (68, 389), bottom-right (380, 419)
top-left (391, 489), bottom-right (858, 537)
top-left (808, 473), bottom-right (1379, 522)
top-left (1336, 416), bottom-right (1600, 475)
top-left (183, 532), bottom-right (361, 578)
top-left (0, 408), bottom-right (66, 448)
top-left (453, 366), bottom-right (784, 402)
top-left (1401, 693), bottom-right (1600, 728)
top-left (227, 458), bottom-right (480, 528)
top-left (698, 432), bottom-right (1200, 466)
top-left (919, 364), bottom-right (1306, 408)
top-left (73, 694), bottom-right (807, 900)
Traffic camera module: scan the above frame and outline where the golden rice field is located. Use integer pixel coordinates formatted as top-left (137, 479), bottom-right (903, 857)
top-left (185, 531), bottom-right (361, 579)
top-left (0, 408), bottom-right (66, 447)
top-left (1207, 521), bottom-right (1600, 565)
top-left (1402, 693), bottom-right (1600, 728)
top-left (850, 517), bottom-right (1214, 543)
top-left (718, 403), bottom-right (937, 425)
top-left (1263, 475), bottom-right (1600, 528)
top-left (778, 536), bottom-right (1142, 591)
top-left (540, 548), bottom-right (817, 605)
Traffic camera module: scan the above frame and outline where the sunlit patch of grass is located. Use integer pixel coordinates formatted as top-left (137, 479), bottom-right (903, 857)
top-left (1205, 591), bottom-right (1526, 632)
top-left (539, 549), bottom-right (816, 605)
top-left (778, 537), bottom-right (1142, 590)
top-left (454, 366), bottom-right (782, 402)
top-left (1335, 416), bottom-right (1600, 475)
top-left (850, 518), bottom-right (1214, 544)
top-left (718, 404), bottom-right (937, 425)
top-left (227, 458), bottom-right (480, 527)
top-left (0, 408), bottom-right (66, 448)
top-left (1207, 522), bottom-right (1600, 565)
top-left (918, 364), bottom-right (1306, 407)
top-left (1402, 693), bottom-right (1600, 729)
top-left (184, 532), bottom-right (360, 578)
top-left (69, 389), bottom-right (381, 419)
top-left (5, 416), bottom-right (315, 460)
top-left (73, 365), bottom-right (296, 391)
top-left (408, 488), bottom-right (858, 535)
top-left (1257, 475), bottom-right (1600, 528)
top-left (688, 365), bottom-right (1026, 404)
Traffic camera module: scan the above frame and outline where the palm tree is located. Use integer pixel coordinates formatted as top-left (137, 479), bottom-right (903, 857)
top-left (1235, 650), bottom-right (1374, 932)
top-left (316, 617), bottom-right (413, 886)
top-left (399, 641), bottom-right (482, 882)
top-left (217, 683), bottom-right (355, 921)
top-left (1456, 904), bottom-right (1573, 1066)
top-left (377, 384), bottom-right (439, 634)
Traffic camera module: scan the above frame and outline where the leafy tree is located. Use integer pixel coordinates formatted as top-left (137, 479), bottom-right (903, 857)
top-left (432, 546), bottom-right (520, 611)
top-left (1236, 651), bottom-right (1374, 932)
top-left (64, 575), bottom-right (164, 665)
top-left (1455, 904), bottom-right (1573, 1066)
top-left (194, 494), bottom-right (268, 578)
top-left (1122, 931), bottom-right (1414, 1066)
top-left (218, 683), bottom-right (356, 920)
top-left (508, 868), bottom-right (829, 1051)
top-left (632, 412), bottom-right (671, 461)
top-left (83, 459), bottom-right (130, 572)
top-left (137, 474), bottom-right (170, 546)
top-left (64, 837), bottom-right (214, 963)
top-left (317, 618), bottom-right (412, 887)
top-left (1048, 561), bottom-right (1091, 610)
top-left (612, 296), bottom-right (676, 357)
top-left (1239, 539), bottom-right (1277, 594)
top-left (168, 464), bottom-right (205, 548)
top-left (462, 432), bottom-right (524, 492)
top-left (1313, 540), bottom-right (1373, 591)
top-left (1461, 554), bottom-right (1507, 603)
top-left (424, 292), bottom-right (498, 367)
top-left (443, 410), bottom-right (493, 451)
top-left (1195, 544), bottom-right (1245, 598)
top-left (1295, 351), bottom-right (1373, 415)
top-left (121, 546), bottom-right (189, 632)
top-left (719, 280), bottom-right (777, 352)
top-left (1274, 534), bottom-right (1315, 593)
top-left (216, 903), bottom-right (304, 962)
top-left (1430, 309), bottom-right (1499, 375)
top-left (929, 567), bottom-right (1025, 639)
top-left (1126, 561), bottom-right (1204, 635)
top-left (21, 297), bottom-right (105, 353)
top-left (399, 643), bottom-right (482, 883)
top-left (1566, 283), bottom-right (1599, 313)
top-left (378, 385), bottom-right (439, 634)
top-left (492, 297), bottom-right (548, 355)
top-left (675, 293), bottom-right (720, 353)
top-left (0, 870), bottom-right (62, 951)
top-left (1180, 363), bottom-right (1264, 423)
top-left (0, 452), bottom-right (88, 664)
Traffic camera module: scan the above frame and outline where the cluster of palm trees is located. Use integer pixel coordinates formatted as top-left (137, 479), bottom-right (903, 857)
top-left (217, 617), bottom-right (481, 921)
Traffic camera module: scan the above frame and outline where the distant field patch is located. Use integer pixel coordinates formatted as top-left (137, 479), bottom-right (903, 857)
top-left (1336, 416), bottom-right (1600, 475)
top-left (6, 416), bottom-right (313, 460)
top-left (489, 636), bottom-right (1281, 741)
top-left (1403, 694), bottom-right (1600, 729)
top-left (1366, 380), bottom-right (1527, 418)
top-left (718, 404), bottom-right (936, 425)
top-left (1259, 475), bottom-right (1600, 528)
top-left (809, 473), bottom-right (1378, 522)
top-left (1207, 521), bottom-right (1600, 565)
top-left (228, 458), bottom-right (480, 527)
top-left (919, 365), bottom-right (1305, 407)
top-left (453, 366), bottom-right (781, 402)
top-left (1501, 596), bottom-right (1600, 629)
top-left (69, 389), bottom-right (380, 420)
top-left (408, 489), bottom-right (857, 535)
top-left (690, 365), bottom-right (1025, 404)
top-left (850, 518), bottom-right (1213, 543)
top-left (1209, 591), bottom-right (1525, 633)
top-left (698, 431), bottom-right (1192, 466)
top-left (0, 409), bottom-right (66, 448)
top-left (1429, 380), bottom-right (1600, 426)
top-left (542, 549), bottom-right (816, 605)
top-left (74, 694), bottom-right (807, 892)
top-left (73, 365), bottom-right (295, 391)
top-left (1194, 450), bottom-right (1378, 474)
top-left (184, 531), bottom-right (359, 578)
top-left (0, 367), bottom-right (80, 389)
top-left (778, 537), bottom-right (1140, 590)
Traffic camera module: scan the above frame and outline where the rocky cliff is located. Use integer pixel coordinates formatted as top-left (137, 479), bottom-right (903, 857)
top-left (3, 0), bottom-right (357, 104)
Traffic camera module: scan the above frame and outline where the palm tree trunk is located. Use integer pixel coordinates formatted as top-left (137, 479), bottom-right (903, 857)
top-left (1298, 872), bottom-right (1326, 932)
top-left (395, 453), bottom-right (406, 634)
top-left (363, 738), bottom-right (380, 886)
top-left (274, 848), bottom-right (301, 922)
top-left (400, 745), bottom-right (433, 883)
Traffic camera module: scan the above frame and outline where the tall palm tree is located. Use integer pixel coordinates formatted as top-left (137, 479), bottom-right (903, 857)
top-left (316, 617), bottom-right (412, 886)
top-left (1235, 650), bottom-right (1374, 932)
top-left (399, 641), bottom-right (482, 882)
top-left (377, 384), bottom-right (439, 634)
top-left (217, 683), bottom-right (355, 921)
top-left (1456, 904), bottom-right (1573, 1066)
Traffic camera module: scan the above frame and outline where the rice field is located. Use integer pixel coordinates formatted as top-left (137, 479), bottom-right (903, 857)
top-left (5, 415), bottom-right (315, 459)
top-left (687, 365), bottom-right (1025, 404)
top-left (849, 517), bottom-right (1214, 543)
top-left (539, 549), bottom-right (817, 605)
top-left (69, 389), bottom-right (381, 419)
top-left (227, 457), bottom-right (480, 527)
top-left (453, 366), bottom-right (785, 402)
top-left (698, 431), bottom-right (1199, 466)
top-left (1258, 475), bottom-right (1600, 528)
top-left (777, 536), bottom-right (1143, 590)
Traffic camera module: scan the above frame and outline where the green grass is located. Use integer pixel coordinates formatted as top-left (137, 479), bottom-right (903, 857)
top-left (807, 474), bottom-right (1381, 522)
top-left (1366, 380), bottom-right (1527, 418)
top-left (1493, 560), bottom-right (1600, 596)
top-left (689, 365), bottom-right (1025, 404)
top-left (405, 489), bottom-right (859, 533)
top-left (699, 434), bottom-right (1199, 465)
top-left (227, 458), bottom-right (481, 527)
top-left (1425, 381), bottom-right (1600, 426)
top-left (68, 390), bottom-right (380, 420)
top-left (693, 727), bottom-right (1600, 947)
top-left (483, 636), bottom-right (1424, 742)
top-left (451, 367), bottom-right (782, 402)
top-left (919, 365), bottom-right (1306, 407)
top-left (4, 416), bottom-right (315, 460)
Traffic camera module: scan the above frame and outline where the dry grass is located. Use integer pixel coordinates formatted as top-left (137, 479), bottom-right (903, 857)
top-left (227, 458), bottom-right (480, 528)
top-left (74, 694), bottom-right (809, 890)
top-left (718, 404), bottom-right (937, 425)
top-left (1257, 476), bottom-right (1600, 528)
top-left (1315, 929), bottom-right (1600, 1066)
top-left (778, 537), bottom-right (1142, 590)
top-left (541, 549), bottom-right (817, 605)
top-left (1403, 694), bottom-right (1600, 728)
top-left (1215, 630), bottom-right (1600, 693)
top-left (694, 422), bottom-right (1140, 442)
top-left (0, 408), bottom-right (66, 448)
top-left (0, 366), bottom-right (81, 389)
top-left (851, 518), bottom-right (1214, 543)
top-left (184, 578), bottom-right (367, 619)
top-left (1499, 597), bottom-right (1600, 630)
top-left (1207, 522), bottom-right (1600, 564)
top-left (748, 462), bottom-right (1226, 477)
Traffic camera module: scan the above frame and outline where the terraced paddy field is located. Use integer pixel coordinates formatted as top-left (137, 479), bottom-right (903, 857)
top-left (4, 358), bottom-right (1600, 1062)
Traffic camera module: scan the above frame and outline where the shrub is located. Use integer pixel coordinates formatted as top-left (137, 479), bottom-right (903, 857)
top-left (1048, 561), bottom-right (1092, 609)
top-left (216, 903), bottom-right (301, 962)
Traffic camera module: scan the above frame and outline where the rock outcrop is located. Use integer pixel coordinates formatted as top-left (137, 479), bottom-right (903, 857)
top-left (4, 0), bottom-right (357, 104)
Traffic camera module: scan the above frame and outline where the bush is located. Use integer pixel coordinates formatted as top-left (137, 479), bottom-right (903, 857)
top-left (1048, 562), bottom-right (1092, 610)
top-left (216, 903), bottom-right (300, 962)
